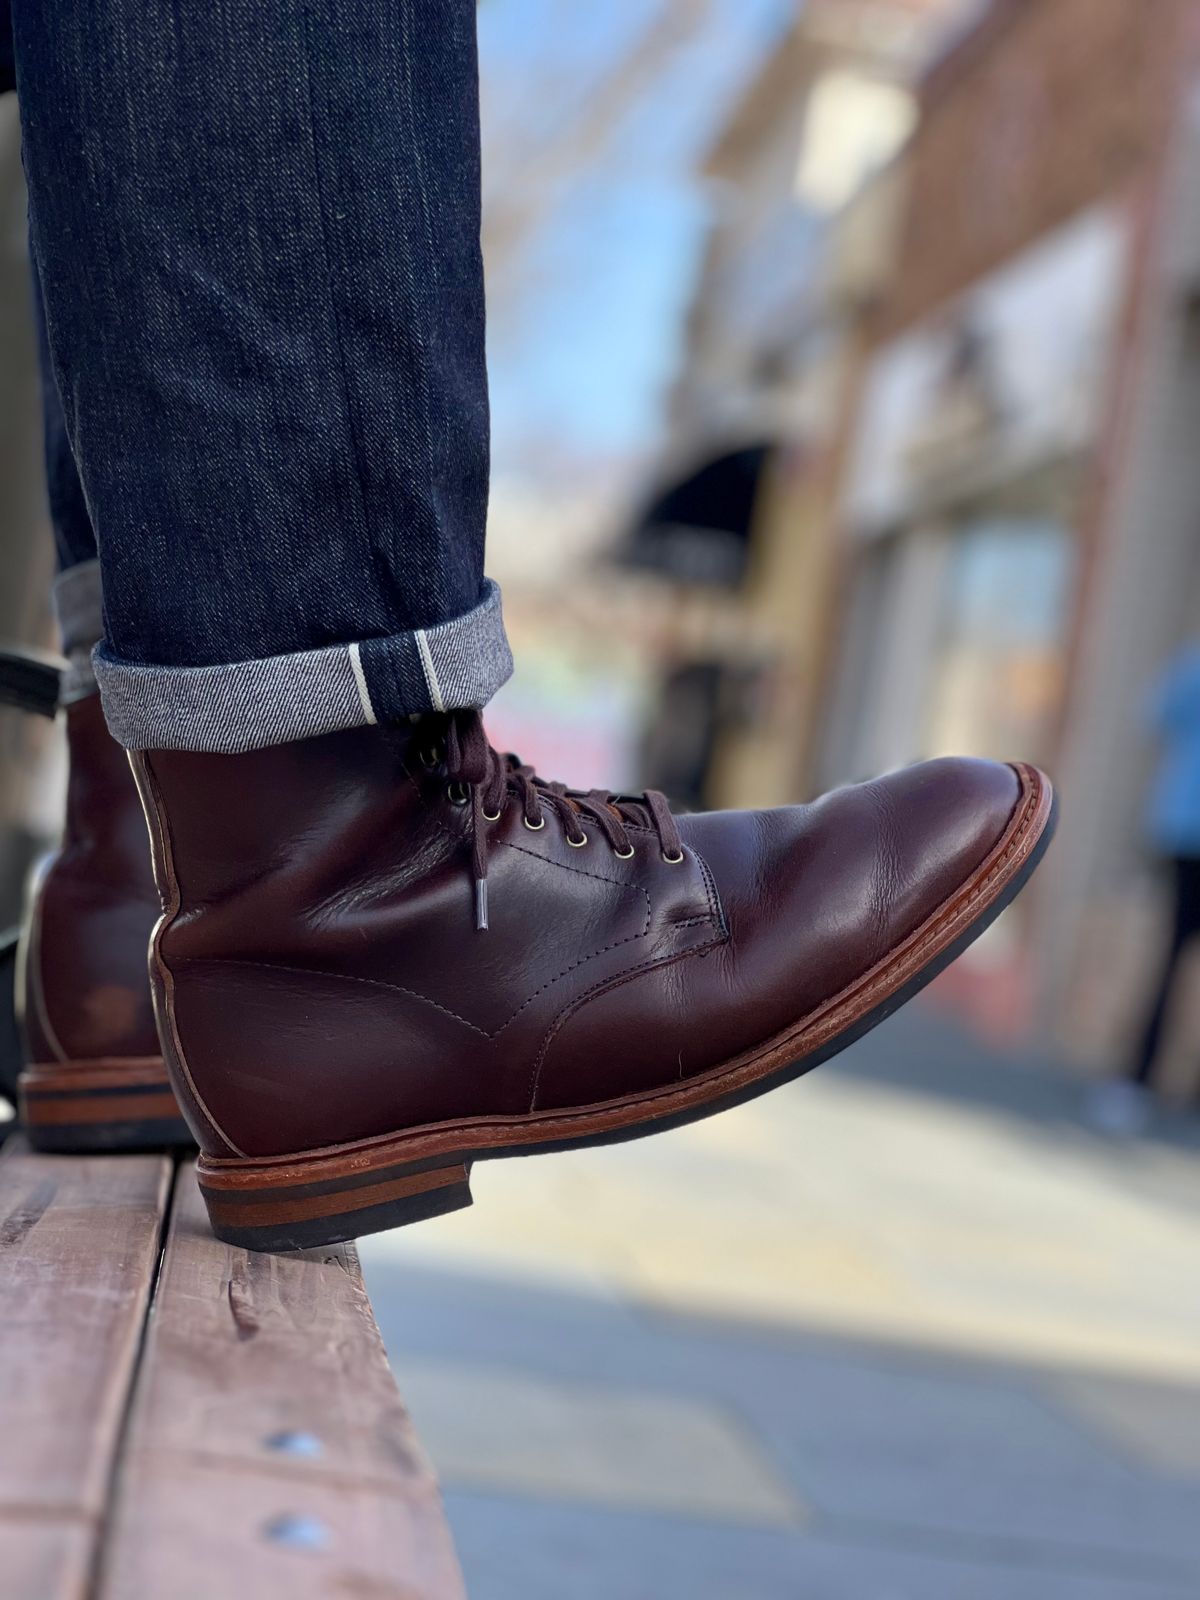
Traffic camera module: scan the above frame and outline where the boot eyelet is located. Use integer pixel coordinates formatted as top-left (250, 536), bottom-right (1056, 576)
top-left (566, 831), bottom-right (588, 848)
top-left (482, 807), bottom-right (502, 822)
top-left (661, 849), bottom-right (685, 864)
top-left (446, 781), bottom-right (470, 806)
top-left (523, 815), bottom-right (546, 831)
top-left (613, 845), bottom-right (635, 859)
top-left (421, 746), bottom-right (443, 770)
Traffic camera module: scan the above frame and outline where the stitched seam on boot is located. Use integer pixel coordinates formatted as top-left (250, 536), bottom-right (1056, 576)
top-left (18, 870), bottom-right (70, 1068)
top-left (396, 766), bottom-right (720, 1029)
top-left (691, 845), bottom-right (726, 936)
top-left (183, 912), bottom-right (705, 1046)
top-left (25, 888), bottom-right (69, 1065)
top-left (175, 957), bottom-right (493, 1039)
top-left (133, 754), bottom-right (244, 1158)
top-left (527, 930), bottom-right (729, 1110)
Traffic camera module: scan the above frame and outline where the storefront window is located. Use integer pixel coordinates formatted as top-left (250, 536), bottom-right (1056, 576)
top-left (925, 517), bottom-right (1073, 765)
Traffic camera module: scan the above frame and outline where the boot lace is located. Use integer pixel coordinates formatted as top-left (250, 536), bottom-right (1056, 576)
top-left (426, 709), bottom-right (684, 929)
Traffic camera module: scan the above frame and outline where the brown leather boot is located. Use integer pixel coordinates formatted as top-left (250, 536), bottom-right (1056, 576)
top-left (131, 713), bottom-right (1055, 1251)
top-left (17, 693), bottom-right (190, 1150)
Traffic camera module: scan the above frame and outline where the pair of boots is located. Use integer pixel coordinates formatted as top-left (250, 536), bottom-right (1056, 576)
top-left (13, 674), bottom-right (1056, 1254)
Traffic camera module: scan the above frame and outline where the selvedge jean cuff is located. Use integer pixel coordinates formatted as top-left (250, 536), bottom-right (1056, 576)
top-left (93, 579), bottom-right (513, 753)
top-left (54, 559), bottom-right (104, 704)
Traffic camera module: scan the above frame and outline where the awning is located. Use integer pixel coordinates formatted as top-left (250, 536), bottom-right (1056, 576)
top-left (620, 444), bottom-right (771, 587)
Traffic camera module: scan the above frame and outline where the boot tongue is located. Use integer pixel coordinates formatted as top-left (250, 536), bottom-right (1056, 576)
top-left (605, 795), bottom-right (655, 829)
top-left (432, 708), bottom-right (680, 931)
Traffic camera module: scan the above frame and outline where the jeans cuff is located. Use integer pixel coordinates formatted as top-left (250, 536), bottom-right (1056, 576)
top-left (53, 559), bottom-right (104, 704)
top-left (93, 578), bottom-right (514, 752)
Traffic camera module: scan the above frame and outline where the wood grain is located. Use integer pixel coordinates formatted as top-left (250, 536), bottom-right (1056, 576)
top-left (98, 1164), bottom-right (465, 1600)
top-left (0, 1136), bottom-right (170, 1600)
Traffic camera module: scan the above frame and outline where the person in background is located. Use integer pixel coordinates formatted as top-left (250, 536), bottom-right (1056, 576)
top-left (1091, 640), bottom-right (1200, 1135)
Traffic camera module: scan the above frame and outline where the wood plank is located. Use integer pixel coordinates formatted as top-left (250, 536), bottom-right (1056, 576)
top-left (99, 1163), bottom-right (465, 1600)
top-left (0, 1136), bottom-right (171, 1600)
top-left (0, 1524), bottom-right (93, 1600)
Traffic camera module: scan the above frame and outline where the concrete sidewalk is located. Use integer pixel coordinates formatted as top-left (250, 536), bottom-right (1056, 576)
top-left (361, 1005), bottom-right (1200, 1599)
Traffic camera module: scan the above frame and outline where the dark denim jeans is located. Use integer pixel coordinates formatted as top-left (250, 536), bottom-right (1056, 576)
top-left (11, 0), bottom-right (510, 750)
top-left (31, 261), bottom-right (106, 704)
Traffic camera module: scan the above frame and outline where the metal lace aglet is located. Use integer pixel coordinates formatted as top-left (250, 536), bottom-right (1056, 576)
top-left (475, 877), bottom-right (489, 931)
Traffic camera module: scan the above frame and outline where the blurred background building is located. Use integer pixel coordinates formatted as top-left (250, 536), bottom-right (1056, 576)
top-left (828, 0), bottom-right (1200, 1061)
top-left (3, 4), bottom-right (1200, 1595)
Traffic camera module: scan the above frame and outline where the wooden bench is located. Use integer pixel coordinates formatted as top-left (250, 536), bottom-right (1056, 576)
top-left (0, 1134), bottom-right (466, 1599)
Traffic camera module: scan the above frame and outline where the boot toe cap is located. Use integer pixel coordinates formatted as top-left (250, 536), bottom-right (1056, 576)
top-left (680, 755), bottom-right (1026, 1025)
top-left (535, 758), bottom-right (1039, 1112)
top-left (863, 755), bottom-right (1023, 938)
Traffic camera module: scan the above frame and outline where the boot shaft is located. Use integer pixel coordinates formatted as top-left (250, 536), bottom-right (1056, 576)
top-left (132, 722), bottom-right (487, 1158)
top-left (62, 692), bottom-right (160, 874)
top-left (134, 723), bottom-right (448, 949)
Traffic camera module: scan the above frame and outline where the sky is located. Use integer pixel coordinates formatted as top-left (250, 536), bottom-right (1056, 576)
top-left (478, 0), bottom-right (792, 479)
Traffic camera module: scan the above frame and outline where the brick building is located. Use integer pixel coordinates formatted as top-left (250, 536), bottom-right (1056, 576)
top-left (878, 0), bottom-right (1185, 337)
top-left (824, 0), bottom-right (1200, 1055)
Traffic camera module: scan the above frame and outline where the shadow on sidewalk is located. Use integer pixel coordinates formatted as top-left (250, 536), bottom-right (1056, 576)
top-left (834, 1001), bottom-right (1200, 1156)
top-left (363, 1246), bottom-right (1200, 1600)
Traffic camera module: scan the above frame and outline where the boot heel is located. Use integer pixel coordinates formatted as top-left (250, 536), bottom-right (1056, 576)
top-left (19, 1059), bottom-right (192, 1153)
top-left (197, 1154), bottom-right (473, 1253)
